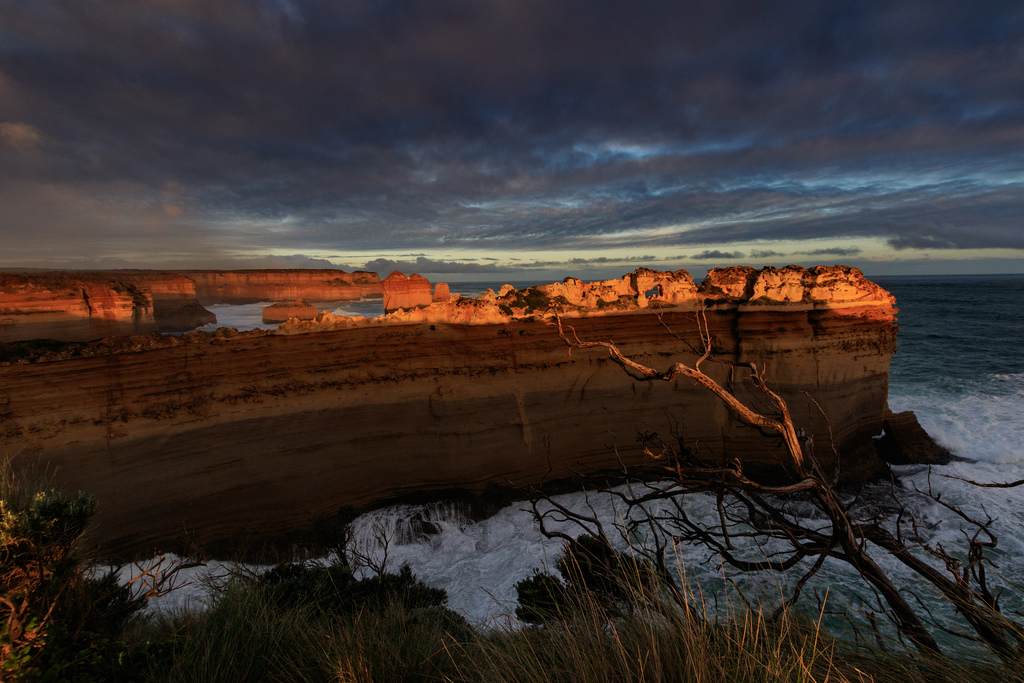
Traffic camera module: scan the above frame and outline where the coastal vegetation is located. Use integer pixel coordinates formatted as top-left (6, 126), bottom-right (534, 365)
top-left (2, 460), bottom-right (1021, 682)
top-left (2, 272), bottom-right (1020, 679)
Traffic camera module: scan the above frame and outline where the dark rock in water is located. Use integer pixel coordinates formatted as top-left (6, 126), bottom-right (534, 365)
top-left (876, 410), bottom-right (955, 465)
top-left (407, 512), bottom-right (442, 538)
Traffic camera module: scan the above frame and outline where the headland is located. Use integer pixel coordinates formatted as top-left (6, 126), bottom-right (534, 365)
top-left (1, 265), bottom-right (905, 557)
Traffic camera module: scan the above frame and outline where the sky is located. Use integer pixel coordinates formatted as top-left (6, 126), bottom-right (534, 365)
top-left (1, 1), bottom-right (1022, 282)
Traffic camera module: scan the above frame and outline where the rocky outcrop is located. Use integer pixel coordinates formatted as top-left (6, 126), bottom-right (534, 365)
top-left (0, 268), bottom-right (384, 340)
top-left (382, 272), bottom-right (433, 312)
top-left (184, 269), bottom-right (381, 304)
top-left (876, 410), bottom-right (954, 465)
top-left (1, 266), bottom-right (899, 557)
top-left (262, 300), bottom-right (319, 324)
top-left (0, 272), bottom-right (215, 342)
top-left (288, 265), bottom-right (893, 330)
top-left (701, 264), bottom-right (896, 313)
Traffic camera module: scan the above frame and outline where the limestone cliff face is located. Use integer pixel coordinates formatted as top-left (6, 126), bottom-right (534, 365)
top-left (1, 266), bottom-right (897, 557)
top-left (382, 272), bottom-right (433, 312)
top-left (0, 272), bottom-right (215, 342)
top-left (184, 269), bottom-right (381, 304)
top-left (0, 268), bottom-right (382, 340)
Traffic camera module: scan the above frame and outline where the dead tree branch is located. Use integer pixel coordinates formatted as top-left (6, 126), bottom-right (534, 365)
top-left (535, 312), bottom-right (1024, 664)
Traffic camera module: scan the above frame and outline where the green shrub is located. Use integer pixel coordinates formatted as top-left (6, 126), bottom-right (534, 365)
top-left (257, 562), bottom-right (450, 617)
top-left (1, 470), bottom-right (146, 681)
top-left (514, 570), bottom-right (569, 625)
top-left (521, 288), bottom-right (549, 312)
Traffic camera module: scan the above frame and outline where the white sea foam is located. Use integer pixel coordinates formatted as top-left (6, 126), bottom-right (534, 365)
top-left (338, 372), bottom-right (1024, 630)
top-left (890, 373), bottom-right (1024, 465)
top-left (143, 293), bottom-right (1024, 644)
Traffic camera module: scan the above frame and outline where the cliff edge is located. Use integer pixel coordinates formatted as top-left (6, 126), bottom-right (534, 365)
top-left (0, 272), bottom-right (216, 342)
top-left (1, 265), bottom-right (898, 556)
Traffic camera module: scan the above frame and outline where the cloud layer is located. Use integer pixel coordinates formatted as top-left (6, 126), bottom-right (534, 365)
top-left (1, 1), bottom-right (1022, 272)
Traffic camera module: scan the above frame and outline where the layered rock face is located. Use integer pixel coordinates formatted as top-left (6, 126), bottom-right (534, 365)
top-left (432, 282), bottom-right (451, 301)
top-left (0, 268), bottom-right (382, 341)
top-left (1, 266), bottom-right (898, 557)
top-left (184, 269), bottom-right (381, 304)
top-left (0, 272), bottom-right (216, 342)
top-left (382, 272), bottom-right (433, 312)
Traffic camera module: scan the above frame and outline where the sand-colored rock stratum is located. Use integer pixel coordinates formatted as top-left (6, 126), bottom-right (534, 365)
top-left (1, 266), bottom-right (898, 557)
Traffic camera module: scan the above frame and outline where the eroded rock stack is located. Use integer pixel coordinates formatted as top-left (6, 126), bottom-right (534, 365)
top-left (262, 300), bottom-right (319, 324)
top-left (382, 272), bottom-right (433, 312)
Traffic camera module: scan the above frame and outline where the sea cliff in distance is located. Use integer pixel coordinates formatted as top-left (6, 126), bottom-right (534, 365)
top-left (1, 265), bottom-right (920, 557)
top-left (0, 269), bottom-right (382, 342)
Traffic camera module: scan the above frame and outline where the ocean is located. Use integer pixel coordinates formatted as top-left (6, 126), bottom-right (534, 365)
top-left (164, 275), bottom-right (1024, 646)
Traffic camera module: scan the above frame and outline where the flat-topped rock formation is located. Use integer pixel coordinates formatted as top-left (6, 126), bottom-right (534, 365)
top-left (0, 272), bottom-right (216, 342)
top-left (262, 300), bottom-right (319, 324)
top-left (432, 282), bottom-right (451, 301)
top-left (0, 268), bottom-right (383, 341)
top-left (183, 269), bottom-right (381, 305)
top-left (382, 271), bottom-right (433, 312)
top-left (1, 266), bottom-right (900, 557)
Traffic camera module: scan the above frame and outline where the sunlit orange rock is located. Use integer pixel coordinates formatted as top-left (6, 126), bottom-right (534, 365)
top-left (183, 269), bottom-right (381, 304)
top-left (2, 265), bottom-right (901, 556)
top-left (382, 272), bottom-right (433, 312)
top-left (0, 272), bottom-right (216, 341)
top-left (262, 300), bottom-right (318, 324)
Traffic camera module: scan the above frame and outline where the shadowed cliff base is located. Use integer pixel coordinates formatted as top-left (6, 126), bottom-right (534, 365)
top-left (0, 265), bottom-right (939, 558)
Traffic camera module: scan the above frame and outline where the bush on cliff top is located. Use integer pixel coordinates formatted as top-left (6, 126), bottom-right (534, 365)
top-left (0, 465), bottom-right (147, 681)
top-left (2, 460), bottom-right (1015, 682)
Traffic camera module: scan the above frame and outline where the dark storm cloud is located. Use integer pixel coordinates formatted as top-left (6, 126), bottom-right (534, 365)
top-left (568, 256), bottom-right (657, 265)
top-left (363, 256), bottom-right (501, 275)
top-left (1, 0), bottom-right (1023, 265)
top-left (690, 250), bottom-right (746, 261)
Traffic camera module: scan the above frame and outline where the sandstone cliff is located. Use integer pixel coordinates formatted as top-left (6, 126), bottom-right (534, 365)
top-left (0, 272), bottom-right (216, 342)
top-left (382, 271), bottom-right (433, 312)
top-left (1, 266), bottom-right (898, 557)
top-left (183, 269), bottom-right (381, 304)
top-left (0, 268), bottom-right (383, 341)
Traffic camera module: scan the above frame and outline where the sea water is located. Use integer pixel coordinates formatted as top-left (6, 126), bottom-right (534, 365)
top-left (342, 274), bottom-right (1024, 635)
top-left (153, 275), bottom-right (1024, 644)
top-left (194, 297), bottom-right (386, 332)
